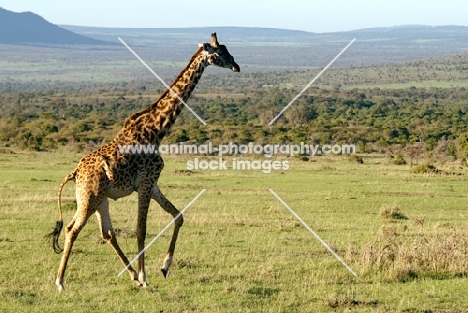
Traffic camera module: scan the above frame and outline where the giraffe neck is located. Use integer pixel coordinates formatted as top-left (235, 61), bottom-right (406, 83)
top-left (116, 47), bottom-right (207, 144)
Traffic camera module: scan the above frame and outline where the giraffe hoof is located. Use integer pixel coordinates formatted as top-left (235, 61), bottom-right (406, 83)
top-left (136, 281), bottom-right (148, 288)
top-left (55, 278), bottom-right (64, 292)
top-left (160, 268), bottom-right (168, 278)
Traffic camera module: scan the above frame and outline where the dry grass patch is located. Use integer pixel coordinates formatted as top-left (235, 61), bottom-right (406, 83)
top-left (352, 222), bottom-right (468, 281)
top-left (379, 203), bottom-right (408, 220)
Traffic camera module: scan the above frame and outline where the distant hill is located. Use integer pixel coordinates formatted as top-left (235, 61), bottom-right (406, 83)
top-left (0, 7), bottom-right (111, 45)
top-left (63, 25), bottom-right (468, 66)
top-left (63, 24), bottom-right (468, 46)
top-left (1, 8), bottom-right (468, 87)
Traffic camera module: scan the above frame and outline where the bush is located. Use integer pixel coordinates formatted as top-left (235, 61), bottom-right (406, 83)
top-left (348, 154), bottom-right (363, 164)
top-left (411, 164), bottom-right (441, 174)
top-left (456, 131), bottom-right (468, 164)
top-left (393, 154), bottom-right (407, 165)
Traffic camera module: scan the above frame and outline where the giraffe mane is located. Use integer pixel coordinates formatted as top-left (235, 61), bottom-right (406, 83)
top-left (122, 46), bottom-right (204, 125)
top-left (146, 46), bottom-right (204, 112)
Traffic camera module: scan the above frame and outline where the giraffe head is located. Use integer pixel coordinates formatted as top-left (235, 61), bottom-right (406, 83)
top-left (199, 33), bottom-right (240, 72)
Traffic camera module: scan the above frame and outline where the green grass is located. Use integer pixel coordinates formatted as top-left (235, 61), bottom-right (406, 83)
top-left (345, 80), bottom-right (468, 90)
top-left (1, 150), bottom-right (468, 312)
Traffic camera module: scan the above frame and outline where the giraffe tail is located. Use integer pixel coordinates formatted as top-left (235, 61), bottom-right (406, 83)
top-left (45, 170), bottom-right (77, 254)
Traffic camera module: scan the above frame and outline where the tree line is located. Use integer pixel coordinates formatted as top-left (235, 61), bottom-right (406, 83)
top-left (1, 83), bottom-right (468, 163)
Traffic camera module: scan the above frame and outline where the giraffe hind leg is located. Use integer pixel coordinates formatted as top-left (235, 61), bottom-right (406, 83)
top-left (55, 214), bottom-right (88, 292)
top-left (54, 183), bottom-right (101, 292)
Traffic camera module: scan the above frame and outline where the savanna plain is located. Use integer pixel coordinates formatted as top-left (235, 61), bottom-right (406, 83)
top-left (1, 151), bottom-right (468, 312)
top-left (2, 25), bottom-right (468, 313)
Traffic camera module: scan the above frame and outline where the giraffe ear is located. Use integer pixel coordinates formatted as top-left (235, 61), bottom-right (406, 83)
top-left (198, 43), bottom-right (203, 48)
top-left (210, 33), bottom-right (219, 48)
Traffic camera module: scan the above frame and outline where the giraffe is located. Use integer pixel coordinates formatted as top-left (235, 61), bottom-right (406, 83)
top-left (46, 33), bottom-right (240, 292)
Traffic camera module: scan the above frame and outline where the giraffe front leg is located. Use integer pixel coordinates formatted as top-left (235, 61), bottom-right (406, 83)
top-left (136, 191), bottom-right (151, 287)
top-left (151, 186), bottom-right (183, 278)
top-left (136, 220), bottom-right (148, 287)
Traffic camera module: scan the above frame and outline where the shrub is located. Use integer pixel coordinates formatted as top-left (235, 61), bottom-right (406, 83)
top-left (411, 164), bottom-right (441, 174)
top-left (348, 154), bottom-right (363, 164)
top-left (393, 154), bottom-right (407, 165)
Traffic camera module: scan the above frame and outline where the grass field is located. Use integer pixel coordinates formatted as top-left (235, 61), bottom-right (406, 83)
top-left (1, 150), bottom-right (468, 312)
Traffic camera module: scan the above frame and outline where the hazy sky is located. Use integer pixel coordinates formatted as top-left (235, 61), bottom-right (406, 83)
top-left (1, 0), bottom-right (466, 32)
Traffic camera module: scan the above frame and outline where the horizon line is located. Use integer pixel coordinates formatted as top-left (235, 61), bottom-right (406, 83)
top-left (58, 23), bottom-right (468, 34)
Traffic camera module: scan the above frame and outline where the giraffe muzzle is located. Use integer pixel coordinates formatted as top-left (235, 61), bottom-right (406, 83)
top-left (232, 62), bottom-right (240, 72)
